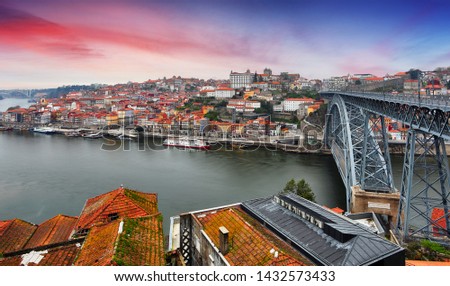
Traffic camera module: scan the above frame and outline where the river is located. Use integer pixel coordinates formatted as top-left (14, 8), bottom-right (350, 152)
top-left (0, 98), bottom-right (33, 112)
top-left (0, 131), bottom-right (354, 232)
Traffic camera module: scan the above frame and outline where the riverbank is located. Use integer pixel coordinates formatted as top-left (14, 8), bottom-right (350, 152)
top-left (0, 123), bottom-right (328, 154)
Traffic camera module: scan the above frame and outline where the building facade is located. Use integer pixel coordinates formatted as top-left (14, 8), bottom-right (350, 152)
top-left (230, 70), bottom-right (253, 89)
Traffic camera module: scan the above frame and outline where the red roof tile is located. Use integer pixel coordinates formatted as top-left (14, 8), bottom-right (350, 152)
top-left (74, 215), bottom-right (165, 266)
top-left (406, 260), bottom-right (450, 266)
top-left (0, 219), bottom-right (37, 254)
top-left (431, 208), bottom-right (447, 231)
top-left (74, 188), bottom-right (158, 232)
top-left (114, 215), bottom-right (165, 266)
top-left (196, 207), bottom-right (310, 266)
top-left (0, 242), bottom-right (81, 266)
top-left (74, 220), bottom-right (121, 266)
top-left (0, 221), bottom-right (13, 236)
top-left (24, 214), bottom-right (78, 249)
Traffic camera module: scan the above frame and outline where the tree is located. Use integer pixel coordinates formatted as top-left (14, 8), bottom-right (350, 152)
top-left (296, 179), bottom-right (316, 202)
top-left (283, 179), bottom-right (296, 193)
top-left (7, 105), bottom-right (20, 111)
top-left (204, 110), bottom-right (220, 121)
top-left (282, 178), bottom-right (316, 202)
top-left (408, 69), bottom-right (422, 80)
top-left (446, 81), bottom-right (450, 89)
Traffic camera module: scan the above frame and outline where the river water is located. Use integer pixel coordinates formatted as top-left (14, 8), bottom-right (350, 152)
top-left (0, 98), bottom-right (33, 112)
top-left (0, 131), bottom-right (355, 232)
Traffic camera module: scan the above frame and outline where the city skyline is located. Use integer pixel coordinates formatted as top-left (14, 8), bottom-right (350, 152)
top-left (1, 0), bottom-right (450, 89)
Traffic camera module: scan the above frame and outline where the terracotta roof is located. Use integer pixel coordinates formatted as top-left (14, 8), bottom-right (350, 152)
top-left (330, 207), bottom-right (345, 215)
top-left (24, 214), bottom-right (78, 249)
top-left (196, 207), bottom-right (310, 266)
top-left (74, 188), bottom-right (158, 232)
top-left (0, 221), bottom-right (12, 236)
top-left (114, 215), bottom-right (165, 266)
top-left (406, 260), bottom-right (450, 266)
top-left (75, 216), bottom-right (164, 266)
top-left (431, 208), bottom-right (447, 230)
top-left (0, 219), bottom-right (37, 255)
top-left (364, 77), bottom-right (384, 81)
top-left (285, 98), bottom-right (315, 102)
top-left (74, 220), bottom-right (121, 266)
top-left (0, 242), bottom-right (81, 266)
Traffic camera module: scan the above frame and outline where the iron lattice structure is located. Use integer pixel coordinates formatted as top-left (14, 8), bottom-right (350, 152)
top-left (322, 91), bottom-right (450, 140)
top-left (323, 91), bottom-right (450, 242)
top-left (396, 130), bottom-right (450, 242)
top-left (325, 94), bottom-right (394, 210)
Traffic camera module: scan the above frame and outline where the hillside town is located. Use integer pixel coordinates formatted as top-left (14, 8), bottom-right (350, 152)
top-left (2, 68), bottom-right (449, 142)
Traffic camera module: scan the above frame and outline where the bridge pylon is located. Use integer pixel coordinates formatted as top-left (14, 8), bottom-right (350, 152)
top-left (396, 129), bottom-right (450, 243)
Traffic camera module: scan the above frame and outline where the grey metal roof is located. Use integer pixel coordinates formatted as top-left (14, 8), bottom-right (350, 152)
top-left (241, 193), bottom-right (403, 266)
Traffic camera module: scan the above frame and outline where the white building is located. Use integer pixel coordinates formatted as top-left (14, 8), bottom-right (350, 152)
top-left (230, 70), bottom-right (253, 89)
top-left (215, 87), bottom-right (235, 99)
top-left (251, 82), bottom-right (269, 91)
top-left (282, 98), bottom-right (315, 112)
top-left (322, 76), bottom-right (348, 91)
top-left (227, 99), bottom-right (261, 113)
top-left (273, 104), bottom-right (283, 112)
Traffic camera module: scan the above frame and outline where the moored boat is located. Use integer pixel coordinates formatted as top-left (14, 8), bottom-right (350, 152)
top-left (33, 127), bottom-right (56, 134)
top-left (163, 137), bottom-right (210, 150)
top-left (65, 131), bottom-right (81, 137)
top-left (83, 132), bottom-right (103, 139)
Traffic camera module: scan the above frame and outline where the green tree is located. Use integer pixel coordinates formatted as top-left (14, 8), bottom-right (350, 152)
top-left (283, 179), bottom-right (296, 193)
top-left (204, 110), bottom-right (219, 121)
top-left (282, 178), bottom-right (316, 202)
top-left (446, 81), bottom-right (450, 89)
top-left (296, 179), bottom-right (316, 202)
top-left (408, 69), bottom-right (422, 80)
top-left (7, 105), bottom-right (20, 111)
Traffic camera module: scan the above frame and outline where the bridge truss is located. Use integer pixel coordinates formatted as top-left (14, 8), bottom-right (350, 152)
top-left (323, 91), bottom-right (450, 243)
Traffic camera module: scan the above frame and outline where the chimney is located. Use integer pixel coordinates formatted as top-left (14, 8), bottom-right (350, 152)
top-left (219, 226), bottom-right (229, 255)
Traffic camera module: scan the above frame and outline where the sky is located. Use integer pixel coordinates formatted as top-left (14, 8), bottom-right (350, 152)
top-left (1, 0), bottom-right (450, 89)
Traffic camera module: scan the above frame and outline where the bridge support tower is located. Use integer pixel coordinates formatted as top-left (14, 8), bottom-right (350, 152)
top-left (396, 129), bottom-right (450, 243)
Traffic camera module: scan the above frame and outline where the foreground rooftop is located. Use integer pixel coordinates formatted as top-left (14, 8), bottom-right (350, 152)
top-left (242, 193), bottom-right (404, 266)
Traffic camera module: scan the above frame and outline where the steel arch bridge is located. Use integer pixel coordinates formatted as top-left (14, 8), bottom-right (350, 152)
top-left (321, 91), bottom-right (450, 243)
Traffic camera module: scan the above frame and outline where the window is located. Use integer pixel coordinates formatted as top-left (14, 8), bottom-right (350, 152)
top-left (108, 212), bottom-right (119, 221)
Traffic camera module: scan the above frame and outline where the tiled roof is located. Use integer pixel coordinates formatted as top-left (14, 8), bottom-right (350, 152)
top-left (114, 215), bottom-right (165, 266)
top-left (0, 219), bottom-right (37, 255)
top-left (74, 220), bottom-right (121, 266)
top-left (74, 216), bottom-right (165, 266)
top-left (196, 207), bottom-right (309, 266)
top-left (74, 188), bottom-right (158, 232)
top-left (24, 214), bottom-right (78, 249)
top-left (431, 208), bottom-right (447, 231)
top-left (0, 242), bottom-right (81, 266)
top-left (406, 260), bottom-right (450, 266)
top-left (0, 221), bottom-right (13, 236)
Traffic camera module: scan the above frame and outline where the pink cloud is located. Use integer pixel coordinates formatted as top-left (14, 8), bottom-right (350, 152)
top-left (0, 6), bottom-right (99, 58)
top-left (0, 5), bottom-right (279, 65)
